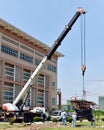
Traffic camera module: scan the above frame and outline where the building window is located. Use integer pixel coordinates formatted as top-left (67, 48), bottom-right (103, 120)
top-left (4, 82), bottom-right (13, 102)
top-left (37, 90), bottom-right (44, 107)
top-left (99, 96), bottom-right (104, 111)
top-left (35, 51), bottom-right (44, 58)
top-left (4, 63), bottom-right (14, 81)
top-left (1, 45), bottom-right (18, 57)
top-left (35, 58), bottom-right (41, 66)
top-left (51, 59), bottom-right (57, 64)
top-left (20, 52), bottom-right (33, 63)
top-left (2, 35), bottom-right (19, 46)
top-left (23, 69), bottom-right (31, 83)
top-left (4, 90), bottom-right (13, 101)
top-left (52, 82), bottom-right (55, 87)
top-left (38, 75), bottom-right (44, 88)
top-left (20, 45), bottom-right (34, 53)
top-left (25, 95), bottom-right (30, 107)
top-left (52, 82), bottom-right (55, 89)
top-left (52, 98), bottom-right (56, 105)
top-left (25, 99), bottom-right (30, 107)
top-left (38, 96), bottom-right (43, 103)
top-left (47, 64), bottom-right (56, 73)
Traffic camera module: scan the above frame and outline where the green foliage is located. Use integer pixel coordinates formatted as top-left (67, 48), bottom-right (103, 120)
top-left (93, 110), bottom-right (104, 121)
top-left (67, 117), bottom-right (72, 123)
top-left (33, 116), bottom-right (41, 122)
top-left (8, 118), bottom-right (16, 125)
top-left (65, 109), bottom-right (73, 113)
top-left (51, 118), bottom-right (58, 122)
top-left (96, 116), bottom-right (100, 122)
top-left (79, 118), bottom-right (83, 122)
top-left (93, 110), bottom-right (104, 116)
top-left (101, 117), bottom-right (104, 121)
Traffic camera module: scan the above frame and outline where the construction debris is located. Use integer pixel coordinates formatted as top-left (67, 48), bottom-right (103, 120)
top-left (25, 122), bottom-right (61, 130)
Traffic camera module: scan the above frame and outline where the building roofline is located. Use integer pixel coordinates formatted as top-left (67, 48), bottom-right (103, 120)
top-left (0, 18), bottom-right (64, 58)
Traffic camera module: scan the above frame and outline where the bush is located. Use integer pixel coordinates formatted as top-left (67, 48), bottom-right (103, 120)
top-left (67, 117), bottom-right (72, 123)
top-left (95, 116), bottom-right (100, 122)
top-left (101, 117), bottom-right (104, 121)
top-left (33, 116), bottom-right (41, 122)
top-left (51, 118), bottom-right (58, 122)
top-left (79, 118), bottom-right (83, 122)
top-left (8, 118), bottom-right (16, 125)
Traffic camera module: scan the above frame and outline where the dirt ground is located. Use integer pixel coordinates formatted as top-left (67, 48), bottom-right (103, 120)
top-left (4, 121), bottom-right (63, 130)
top-left (25, 122), bottom-right (61, 130)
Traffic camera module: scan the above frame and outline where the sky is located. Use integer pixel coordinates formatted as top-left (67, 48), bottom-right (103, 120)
top-left (0, 0), bottom-right (104, 105)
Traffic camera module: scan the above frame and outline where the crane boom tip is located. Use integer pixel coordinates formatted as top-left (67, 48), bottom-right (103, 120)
top-left (77, 7), bottom-right (86, 14)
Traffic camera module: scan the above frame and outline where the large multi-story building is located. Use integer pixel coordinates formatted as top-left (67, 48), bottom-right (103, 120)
top-left (99, 96), bottom-right (104, 111)
top-left (0, 19), bottom-right (63, 111)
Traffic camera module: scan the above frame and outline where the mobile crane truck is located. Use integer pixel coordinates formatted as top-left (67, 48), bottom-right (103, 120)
top-left (2, 7), bottom-right (85, 123)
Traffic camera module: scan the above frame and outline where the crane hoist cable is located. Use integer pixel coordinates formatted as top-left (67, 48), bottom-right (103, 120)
top-left (81, 13), bottom-right (86, 76)
top-left (80, 12), bottom-right (86, 99)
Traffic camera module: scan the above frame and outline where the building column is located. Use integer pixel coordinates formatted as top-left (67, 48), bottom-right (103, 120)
top-left (57, 91), bottom-right (61, 109)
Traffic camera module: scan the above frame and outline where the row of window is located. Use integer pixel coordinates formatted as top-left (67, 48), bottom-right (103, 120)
top-left (35, 51), bottom-right (57, 64)
top-left (20, 53), bottom-right (33, 63)
top-left (2, 35), bottom-right (35, 54)
top-left (2, 36), bottom-right (19, 46)
top-left (35, 51), bottom-right (44, 58)
top-left (1, 35), bottom-right (57, 63)
top-left (35, 59), bottom-right (57, 73)
top-left (1, 45), bottom-right (57, 73)
top-left (20, 45), bottom-right (34, 53)
top-left (1, 45), bottom-right (18, 57)
top-left (1, 44), bottom-right (33, 62)
top-left (3, 85), bottom-right (56, 107)
top-left (4, 63), bottom-right (56, 89)
top-left (2, 35), bottom-right (44, 58)
top-left (3, 90), bottom-right (56, 106)
top-left (3, 62), bottom-right (56, 94)
top-left (47, 64), bottom-right (57, 72)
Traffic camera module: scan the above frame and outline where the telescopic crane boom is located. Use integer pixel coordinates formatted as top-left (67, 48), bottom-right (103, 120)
top-left (3, 7), bottom-right (85, 111)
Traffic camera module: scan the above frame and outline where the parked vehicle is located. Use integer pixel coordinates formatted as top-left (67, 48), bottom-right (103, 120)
top-left (50, 110), bottom-right (62, 121)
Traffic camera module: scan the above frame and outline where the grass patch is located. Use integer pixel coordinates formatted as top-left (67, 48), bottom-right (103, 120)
top-left (41, 120), bottom-right (104, 130)
top-left (0, 123), bottom-right (26, 130)
top-left (0, 123), bottom-right (11, 129)
top-left (42, 128), bottom-right (104, 130)
top-left (0, 120), bottom-right (104, 130)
